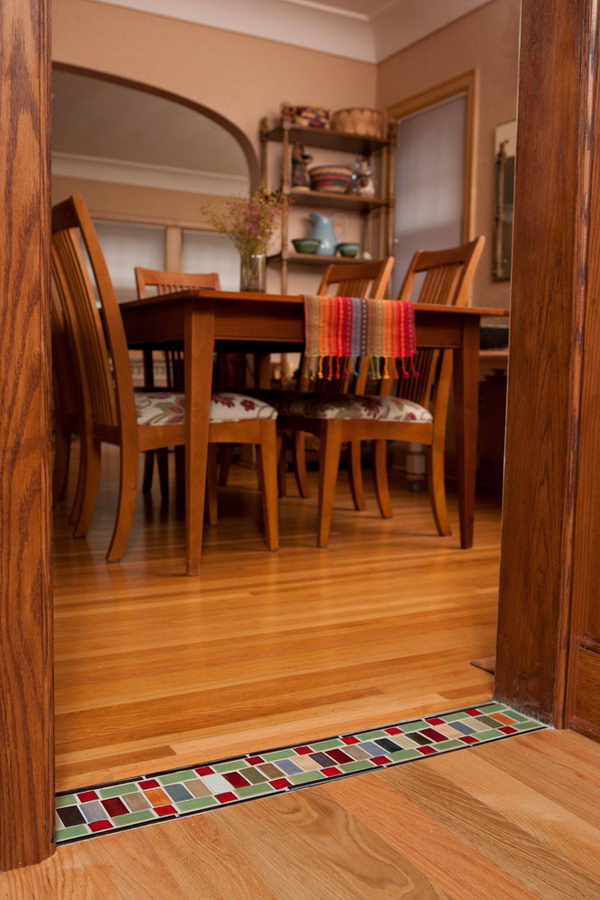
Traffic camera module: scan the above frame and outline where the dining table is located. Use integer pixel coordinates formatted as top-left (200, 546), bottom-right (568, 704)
top-left (120, 290), bottom-right (505, 575)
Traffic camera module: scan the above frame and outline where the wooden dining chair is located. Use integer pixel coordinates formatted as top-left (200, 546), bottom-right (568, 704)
top-left (273, 238), bottom-right (485, 546)
top-left (135, 268), bottom-right (222, 496)
top-left (280, 256), bottom-right (395, 504)
top-left (51, 193), bottom-right (279, 561)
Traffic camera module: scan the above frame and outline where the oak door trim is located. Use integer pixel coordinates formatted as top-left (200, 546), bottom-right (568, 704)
top-left (0, 0), bottom-right (54, 870)
top-left (495, 0), bottom-right (597, 726)
top-left (386, 69), bottom-right (479, 243)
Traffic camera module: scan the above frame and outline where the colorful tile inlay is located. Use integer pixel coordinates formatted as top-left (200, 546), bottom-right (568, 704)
top-left (55, 702), bottom-right (545, 845)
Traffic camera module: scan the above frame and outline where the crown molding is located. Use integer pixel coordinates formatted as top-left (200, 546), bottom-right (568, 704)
top-left (52, 151), bottom-right (249, 195)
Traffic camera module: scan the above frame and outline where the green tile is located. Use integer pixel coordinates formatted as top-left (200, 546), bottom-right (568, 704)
top-left (112, 810), bottom-right (156, 826)
top-left (176, 797), bottom-right (217, 812)
top-left (482, 703), bottom-right (506, 713)
top-left (442, 712), bottom-right (470, 723)
top-left (100, 782), bottom-right (141, 799)
top-left (262, 749), bottom-right (298, 762)
top-left (55, 824), bottom-right (89, 842)
top-left (212, 760), bottom-right (248, 773)
top-left (55, 794), bottom-right (78, 809)
top-left (340, 760), bottom-right (374, 774)
top-left (237, 783), bottom-right (274, 798)
top-left (310, 739), bottom-right (342, 752)
top-left (158, 770), bottom-right (198, 786)
top-left (473, 729), bottom-right (503, 741)
top-left (290, 771), bottom-right (325, 785)
top-left (434, 740), bottom-right (464, 751)
top-left (515, 721), bottom-right (540, 731)
top-left (508, 711), bottom-right (534, 724)
top-left (389, 749), bottom-right (420, 762)
top-left (399, 720), bottom-right (428, 733)
top-left (354, 730), bottom-right (386, 741)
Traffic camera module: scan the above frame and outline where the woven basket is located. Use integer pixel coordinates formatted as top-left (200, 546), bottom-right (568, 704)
top-left (331, 108), bottom-right (384, 138)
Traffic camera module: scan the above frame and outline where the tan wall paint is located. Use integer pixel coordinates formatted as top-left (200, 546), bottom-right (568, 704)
top-left (377, 0), bottom-right (519, 309)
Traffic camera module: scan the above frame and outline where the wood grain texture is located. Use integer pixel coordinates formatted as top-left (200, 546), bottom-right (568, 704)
top-left (496, 0), bottom-right (595, 723)
top-left (0, 0), bottom-right (54, 870)
top-left (2, 730), bottom-right (600, 897)
top-left (51, 449), bottom-right (498, 790)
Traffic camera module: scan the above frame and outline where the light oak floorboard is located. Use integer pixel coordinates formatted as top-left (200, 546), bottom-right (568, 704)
top-left (53, 444), bottom-right (498, 790)
top-left (3, 732), bottom-right (600, 898)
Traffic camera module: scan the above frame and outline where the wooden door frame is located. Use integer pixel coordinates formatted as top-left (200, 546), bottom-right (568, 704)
top-left (0, 0), bottom-right (54, 871)
top-left (387, 70), bottom-right (479, 243)
top-left (2, 0), bottom-right (600, 872)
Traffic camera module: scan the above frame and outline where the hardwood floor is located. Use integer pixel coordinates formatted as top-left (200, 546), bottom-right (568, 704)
top-left (3, 729), bottom-right (600, 897)
top-left (53, 444), bottom-right (498, 792)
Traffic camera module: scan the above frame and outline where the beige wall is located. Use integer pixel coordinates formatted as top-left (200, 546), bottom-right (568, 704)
top-left (377, 0), bottom-right (520, 309)
top-left (53, 0), bottom-right (519, 304)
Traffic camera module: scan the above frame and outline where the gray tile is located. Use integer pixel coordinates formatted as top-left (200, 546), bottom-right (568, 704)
top-left (80, 801), bottom-right (106, 823)
top-left (165, 783), bottom-right (193, 803)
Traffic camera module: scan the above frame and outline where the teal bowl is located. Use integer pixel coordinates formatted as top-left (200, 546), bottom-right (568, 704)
top-left (336, 242), bottom-right (360, 258)
top-left (292, 238), bottom-right (321, 255)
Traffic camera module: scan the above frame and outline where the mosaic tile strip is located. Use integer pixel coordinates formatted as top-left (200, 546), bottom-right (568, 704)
top-left (55, 702), bottom-right (546, 845)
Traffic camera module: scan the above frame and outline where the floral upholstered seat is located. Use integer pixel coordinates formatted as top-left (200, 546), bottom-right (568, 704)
top-left (261, 392), bottom-right (433, 423)
top-left (135, 392), bottom-right (278, 427)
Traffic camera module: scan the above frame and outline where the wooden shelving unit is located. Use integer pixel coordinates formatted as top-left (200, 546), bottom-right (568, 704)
top-left (261, 112), bottom-right (396, 292)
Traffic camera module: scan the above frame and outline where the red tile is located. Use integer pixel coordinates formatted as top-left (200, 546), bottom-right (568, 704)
top-left (154, 804), bottom-right (177, 816)
top-left (215, 793), bottom-right (237, 804)
top-left (460, 735), bottom-right (478, 744)
top-left (427, 717), bottom-right (444, 725)
top-left (88, 819), bottom-right (113, 832)
top-left (465, 708), bottom-right (482, 717)
top-left (269, 778), bottom-right (291, 790)
top-left (294, 746), bottom-right (313, 755)
top-left (418, 746), bottom-right (437, 755)
top-left (321, 767), bottom-right (342, 777)
top-left (328, 749), bottom-right (353, 765)
top-left (500, 725), bottom-right (518, 734)
top-left (422, 728), bottom-right (446, 743)
top-left (77, 790), bottom-right (98, 802)
top-left (195, 766), bottom-right (214, 776)
top-left (101, 797), bottom-right (128, 818)
top-left (371, 756), bottom-right (390, 765)
top-left (245, 756), bottom-right (264, 765)
top-left (224, 771), bottom-right (250, 789)
top-left (138, 779), bottom-right (159, 789)
top-left (341, 735), bottom-right (360, 745)
top-left (386, 727), bottom-right (403, 735)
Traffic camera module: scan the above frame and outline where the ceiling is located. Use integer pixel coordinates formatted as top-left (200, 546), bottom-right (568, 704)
top-left (91, 0), bottom-right (492, 63)
top-left (52, 69), bottom-right (248, 176)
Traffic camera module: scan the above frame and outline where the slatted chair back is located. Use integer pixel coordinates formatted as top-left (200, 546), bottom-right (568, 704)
top-left (393, 237), bottom-right (485, 410)
top-left (50, 278), bottom-right (81, 426)
top-left (317, 257), bottom-right (394, 300)
top-left (51, 194), bottom-right (136, 435)
top-left (135, 268), bottom-right (221, 298)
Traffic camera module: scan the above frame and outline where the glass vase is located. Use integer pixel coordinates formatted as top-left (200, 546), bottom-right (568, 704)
top-left (240, 252), bottom-right (267, 292)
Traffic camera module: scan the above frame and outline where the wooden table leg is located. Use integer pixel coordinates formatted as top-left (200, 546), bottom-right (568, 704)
top-left (254, 353), bottom-right (271, 389)
top-left (453, 316), bottom-right (480, 549)
top-left (185, 302), bottom-right (215, 575)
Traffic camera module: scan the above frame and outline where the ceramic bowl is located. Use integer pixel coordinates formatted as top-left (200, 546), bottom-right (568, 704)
top-left (336, 242), bottom-right (360, 258)
top-left (308, 165), bottom-right (353, 194)
top-left (292, 238), bottom-right (321, 255)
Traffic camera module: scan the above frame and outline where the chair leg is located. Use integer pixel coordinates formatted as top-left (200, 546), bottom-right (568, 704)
top-left (53, 427), bottom-right (71, 505)
top-left (205, 444), bottom-right (218, 526)
top-left (106, 443), bottom-right (139, 562)
top-left (348, 440), bottom-right (366, 511)
top-left (373, 439), bottom-right (393, 519)
top-left (256, 421), bottom-right (279, 551)
top-left (277, 433), bottom-right (288, 498)
top-left (218, 444), bottom-right (233, 486)
top-left (156, 448), bottom-right (170, 505)
top-left (293, 431), bottom-right (312, 498)
top-left (428, 444), bottom-right (451, 536)
top-left (317, 421), bottom-right (342, 548)
top-left (142, 450), bottom-right (155, 492)
top-left (68, 435), bottom-right (85, 525)
top-left (175, 445), bottom-right (185, 510)
top-left (73, 436), bottom-right (101, 537)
